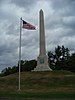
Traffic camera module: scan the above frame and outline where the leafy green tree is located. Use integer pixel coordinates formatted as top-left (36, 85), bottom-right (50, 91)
top-left (61, 45), bottom-right (65, 58)
top-left (17, 59), bottom-right (37, 71)
top-left (22, 60), bottom-right (37, 71)
top-left (11, 66), bottom-right (18, 74)
top-left (65, 48), bottom-right (70, 60)
top-left (55, 45), bottom-right (62, 61)
top-left (63, 53), bottom-right (75, 72)
top-left (1, 59), bottom-right (37, 76)
top-left (48, 45), bottom-right (70, 70)
top-left (1, 67), bottom-right (12, 76)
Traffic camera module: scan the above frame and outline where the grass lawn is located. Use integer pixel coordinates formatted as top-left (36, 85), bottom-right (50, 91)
top-left (0, 70), bottom-right (75, 98)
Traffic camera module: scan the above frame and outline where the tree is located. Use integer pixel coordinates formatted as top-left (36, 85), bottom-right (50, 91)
top-left (55, 45), bottom-right (62, 61)
top-left (11, 66), bottom-right (18, 74)
top-left (61, 45), bottom-right (65, 58)
top-left (17, 59), bottom-right (37, 71)
top-left (1, 59), bottom-right (37, 76)
top-left (48, 45), bottom-right (70, 70)
top-left (64, 53), bottom-right (75, 72)
top-left (48, 51), bottom-right (57, 69)
top-left (22, 60), bottom-right (37, 71)
top-left (65, 48), bottom-right (70, 60)
top-left (1, 67), bottom-right (12, 76)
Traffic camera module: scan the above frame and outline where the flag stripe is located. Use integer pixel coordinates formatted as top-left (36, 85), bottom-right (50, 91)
top-left (22, 20), bottom-right (36, 30)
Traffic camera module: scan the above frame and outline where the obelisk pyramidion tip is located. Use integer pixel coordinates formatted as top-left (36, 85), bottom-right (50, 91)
top-left (40, 9), bottom-right (43, 12)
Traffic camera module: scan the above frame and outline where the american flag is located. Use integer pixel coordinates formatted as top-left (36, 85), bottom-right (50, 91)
top-left (22, 20), bottom-right (36, 30)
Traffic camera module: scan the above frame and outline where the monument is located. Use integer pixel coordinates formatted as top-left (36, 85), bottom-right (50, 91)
top-left (34, 9), bottom-right (52, 71)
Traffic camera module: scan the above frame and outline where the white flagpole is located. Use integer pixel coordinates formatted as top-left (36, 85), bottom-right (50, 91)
top-left (19, 17), bottom-right (22, 90)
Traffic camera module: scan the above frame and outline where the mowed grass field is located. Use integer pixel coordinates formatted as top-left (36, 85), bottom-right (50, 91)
top-left (0, 70), bottom-right (75, 98)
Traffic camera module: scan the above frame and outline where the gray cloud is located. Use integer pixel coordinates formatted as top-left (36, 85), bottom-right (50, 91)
top-left (11, 0), bottom-right (38, 12)
top-left (0, 0), bottom-right (75, 71)
top-left (11, 0), bottom-right (36, 7)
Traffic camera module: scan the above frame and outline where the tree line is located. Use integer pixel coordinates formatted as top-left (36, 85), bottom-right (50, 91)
top-left (0, 60), bottom-right (37, 76)
top-left (48, 45), bottom-right (75, 72)
top-left (0, 45), bottom-right (75, 76)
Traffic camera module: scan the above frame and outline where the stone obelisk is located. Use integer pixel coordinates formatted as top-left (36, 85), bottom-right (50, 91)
top-left (34, 9), bottom-right (52, 71)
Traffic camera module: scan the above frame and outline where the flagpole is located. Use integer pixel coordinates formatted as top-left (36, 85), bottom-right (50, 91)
top-left (19, 17), bottom-right (22, 90)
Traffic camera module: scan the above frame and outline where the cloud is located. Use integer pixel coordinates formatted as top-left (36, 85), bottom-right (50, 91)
top-left (0, 0), bottom-right (75, 71)
top-left (11, 0), bottom-right (37, 9)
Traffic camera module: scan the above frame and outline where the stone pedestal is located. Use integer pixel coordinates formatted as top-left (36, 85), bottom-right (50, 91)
top-left (34, 55), bottom-right (50, 71)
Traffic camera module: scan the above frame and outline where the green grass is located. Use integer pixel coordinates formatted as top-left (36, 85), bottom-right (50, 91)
top-left (0, 70), bottom-right (75, 98)
top-left (0, 91), bottom-right (75, 98)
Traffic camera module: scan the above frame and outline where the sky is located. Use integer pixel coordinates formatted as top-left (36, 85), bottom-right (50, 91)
top-left (0, 0), bottom-right (75, 71)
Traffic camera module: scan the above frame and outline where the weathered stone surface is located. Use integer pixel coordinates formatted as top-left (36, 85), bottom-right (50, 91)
top-left (34, 9), bottom-right (52, 71)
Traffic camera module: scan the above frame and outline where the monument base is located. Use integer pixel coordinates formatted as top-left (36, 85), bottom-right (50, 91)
top-left (34, 55), bottom-right (52, 71)
top-left (34, 65), bottom-right (52, 71)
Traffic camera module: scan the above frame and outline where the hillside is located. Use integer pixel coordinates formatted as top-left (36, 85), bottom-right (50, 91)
top-left (0, 70), bottom-right (75, 98)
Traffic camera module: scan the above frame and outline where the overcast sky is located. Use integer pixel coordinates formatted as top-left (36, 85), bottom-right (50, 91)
top-left (0, 0), bottom-right (75, 71)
